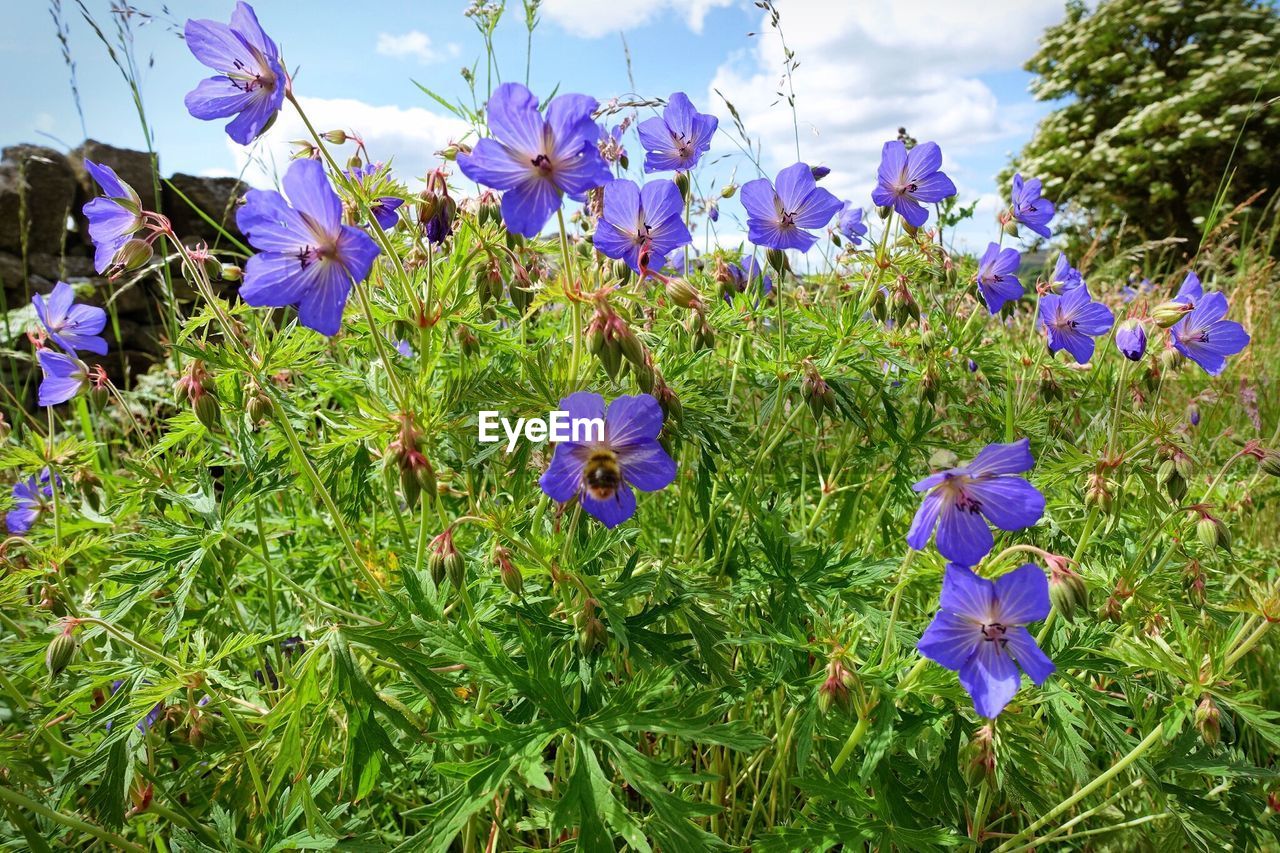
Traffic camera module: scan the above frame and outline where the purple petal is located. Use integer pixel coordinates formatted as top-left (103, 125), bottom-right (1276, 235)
top-left (485, 83), bottom-right (545, 155)
top-left (993, 564), bottom-right (1051, 625)
top-left (639, 180), bottom-right (684, 228)
top-left (616, 439), bottom-right (676, 493)
top-left (939, 564), bottom-right (996, 621)
top-left (906, 490), bottom-right (943, 550)
top-left (971, 477), bottom-right (1045, 533)
top-left (605, 394), bottom-right (664, 445)
top-left (774, 163), bottom-right (817, 214)
top-left (500, 179), bottom-right (561, 238)
top-left (917, 610), bottom-right (981, 672)
top-left (540, 443), bottom-right (589, 502)
top-left (958, 640), bottom-right (1020, 718)
top-left (283, 159), bottom-right (341, 233)
top-left (458, 138), bottom-right (534, 192)
top-left (966, 439), bottom-right (1034, 477)
top-left (580, 482), bottom-right (636, 528)
top-left (1005, 626), bottom-right (1054, 685)
top-left (739, 178), bottom-right (778, 222)
top-left (934, 503), bottom-right (995, 568)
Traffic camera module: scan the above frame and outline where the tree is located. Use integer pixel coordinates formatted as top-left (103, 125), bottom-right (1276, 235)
top-left (1009, 0), bottom-right (1280, 248)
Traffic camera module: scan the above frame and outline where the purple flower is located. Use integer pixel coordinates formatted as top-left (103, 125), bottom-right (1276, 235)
top-left (741, 163), bottom-right (842, 252)
top-left (1038, 286), bottom-right (1114, 364)
top-left (82, 160), bottom-right (145, 275)
top-left (7, 469), bottom-right (55, 534)
top-left (917, 563), bottom-right (1054, 719)
top-left (593, 179), bottom-right (692, 274)
top-left (598, 124), bottom-right (629, 168)
top-left (458, 82), bottom-right (611, 237)
top-left (1173, 271), bottom-right (1203, 307)
top-left (236, 158), bottom-right (381, 336)
top-left (183, 2), bottom-right (286, 146)
top-left (1009, 174), bottom-right (1054, 239)
top-left (974, 242), bottom-right (1022, 314)
top-left (1122, 277), bottom-right (1153, 303)
top-left (348, 164), bottom-right (404, 230)
top-left (33, 282), bottom-right (108, 356)
top-left (37, 350), bottom-right (88, 407)
top-left (907, 439), bottom-right (1045, 568)
top-left (1115, 318), bottom-right (1147, 361)
top-left (636, 92), bottom-right (717, 173)
top-left (870, 140), bottom-right (956, 228)
top-left (723, 255), bottom-right (773, 304)
top-left (836, 202), bottom-right (867, 245)
top-left (1049, 253), bottom-right (1084, 291)
top-left (539, 392), bottom-right (676, 528)
top-left (395, 339), bottom-right (414, 358)
top-left (1171, 292), bottom-right (1250, 376)
top-left (107, 680), bottom-right (165, 732)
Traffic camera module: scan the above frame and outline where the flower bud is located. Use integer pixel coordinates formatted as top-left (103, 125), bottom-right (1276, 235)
top-left (220, 264), bottom-right (243, 282)
top-left (1115, 319), bottom-right (1147, 361)
top-left (322, 129), bottom-right (348, 144)
top-left (665, 277), bottom-right (701, 310)
top-left (1260, 449), bottom-right (1280, 478)
top-left (247, 385), bottom-right (273, 424)
top-left (1195, 695), bottom-right (1221, 747)
top-left (766, 248), bottom-right (788, 276)
top-left (1196, 515), bottom-right (1231, 552)
top-left (610, 258), bottom-right (632, 284)
top-left (674, 170), bottom-right (691, 201)
top-left (877, 204), bottom-right (892, 220)
top-left (1002, 217), bottom-right (1021, 238)
top-left (46, 625), bottom-right (77, 679)
top-left (1152, 301), bottom-right (1193, 328)
top-left (494, 545), bottom-right (522, 596)
top-left (962, 725), bottom-right (996, 787)
top-left (1086, 472), bottom-right (1114, 512)
top-left (113, 238), bottom-right (154, 272)
top-left (1049, 563), bottom-right (1088, 623)
top-left (193, 393), bottom-right (220, 430)
top-left (720, 183), bottom-right (738, 199)
top-left (1159, 346), bottom-right (1184, 373)
top-left (577, 598), bottom-right (606, 654)
top-left (810, 165), bottom-right (830, 181)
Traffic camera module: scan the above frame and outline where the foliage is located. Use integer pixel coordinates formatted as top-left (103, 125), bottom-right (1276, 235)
top-left (1008, 0), bottom-right (1280, 250)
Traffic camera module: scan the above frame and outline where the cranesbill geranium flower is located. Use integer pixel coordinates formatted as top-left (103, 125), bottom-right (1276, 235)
top-left (1050, 253), bottom-right (1085, 291)
top-left (348, 164), bottom-right (404, 230)
top-left (539, 392), bottom-right (676, 528)
top-left (1115, 319), bottom-right (1148, 361)
top-left (917, 563), bottom-right (1055, 719)
top-left (870, 140), bottom-right (956, 228)
top-left (741, 163), bottom-right (842, 253)
top-left (836, 202), bottom-right (867, 246)
top-left (236, 158), bottom-right (380, 336)
top-left (636, 92), bottom-right (717, 173)
top-left (82, 160), bottom-right (145, 275)
top-left (458, 82), bottom-right (611, 237)
top-left (1038, 286), bottom-right (1114, 364)
top-left (907, 438), bottom-right (1045, 567)
top-left (7, 469), bottom-right (56, 534)
top-left (33, 282), bottom-right (108, 356)
top-left (723, 255), bottom-right (773, 304)
top-left (1009, 174), bottom-right (1054, 239)
top-left (1171, 292), bottom-right (1250, 376)
top-left (593, 179), bottom-right (692, 274)
top-left (183, 2), bottom-right (286, 145)
top-left (37, 350), bottom-right (88, 407)
top-left (974, 243), bottom-right (1022, 314)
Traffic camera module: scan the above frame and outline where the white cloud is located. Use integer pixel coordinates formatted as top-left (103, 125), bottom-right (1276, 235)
top-left (375, 31), bottom-right (460, 64)
top-left (706, 0), bottom-right (1065, 250)
top-left (227, 96), bottom-right (471, 190)
top-left (541, 0), bottom-right (732, 38)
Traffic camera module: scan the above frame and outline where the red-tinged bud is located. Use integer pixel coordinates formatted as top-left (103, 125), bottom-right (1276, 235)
top-left (1195, 695), bottom-right (1221, 746)
top-left (127, 782), bottom-right (154, 819)
top-left (817, 658), bottom-right (854, 715)
top-left (1086, 472), bottom-right (1114, 512)
top-left (46, 623), bottom-right (77, 679)
top-left (1048, 559), bottom-right (1088, 623)
top-left (577, 598), bottom-right (606, 654)
top-left (456, 325), bottom-right (480, 358)
top-left (428, 529), bottom-right (464, 589)
top-left (493, 545), bottom-right (522, 595)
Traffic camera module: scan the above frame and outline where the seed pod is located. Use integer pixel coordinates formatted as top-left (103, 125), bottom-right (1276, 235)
top-left (494, 546), bottom-right (523, 596)
top-left (1002, 217), bottom-right (1020, 238)
top-left (46, 629), bottom-right (77, 679)
top-left (962, 725), bottom-right (996, 787)
top-left (247, 388), bottom-right (273, 424)
top-left (1259, 450), bottom-right (1280, 478)
top-left (1159, 347), bottom-right (1184, 372)
top-left (877, 204), bottom-right (892, 220)
top-left (113, 238), bottom-right (153, 272)
top-left (674, 170), bottom-right (691, 201)
top-left (611, 259), bottom-right (632, 283)
top-left (766, 248), bottom-right (788, 276)
top-left (444, 550), bottom-right (465, 589)
top-left (617, 326), bottom-right (645, 368)
top-left (1173, 452), bottom-right (1194, 481)
top-left (323, 129), bottom-right (348, 144)
top-left (1165, 470), bottom-right (1187, 502)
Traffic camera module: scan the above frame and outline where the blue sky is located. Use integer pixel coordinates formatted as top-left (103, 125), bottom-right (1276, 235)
top-left (1, 0), bottom-right (1073, 251)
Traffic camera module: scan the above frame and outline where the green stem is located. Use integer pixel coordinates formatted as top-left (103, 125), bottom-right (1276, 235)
top-left (0, 785), bottom-right (146, 853)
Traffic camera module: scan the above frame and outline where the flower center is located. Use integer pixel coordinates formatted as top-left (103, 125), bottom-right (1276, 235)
top-left (981, 623), bottom-right (1009, 644)
top-left (531, 153), bottom-right (554, 175)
